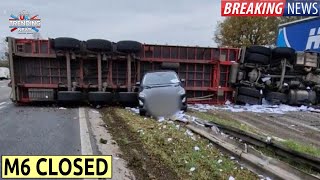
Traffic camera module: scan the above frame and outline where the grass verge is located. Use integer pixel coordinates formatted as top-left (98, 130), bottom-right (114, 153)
top-left (102, 107), bottom-right (257, 180)
top-left (188, 111), bottom-right (320, 158)
top-left (187, 111), bottom-right (260, 136)
top-left (280, 140), bottom-right (320, 158)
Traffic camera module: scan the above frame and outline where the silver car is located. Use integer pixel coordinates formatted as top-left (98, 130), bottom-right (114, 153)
top-left (137, 71), bottom-right (187, 117)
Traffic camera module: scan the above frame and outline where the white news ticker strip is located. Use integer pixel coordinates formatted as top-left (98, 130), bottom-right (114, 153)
top-left (79, 108), bottom-right (93, 155)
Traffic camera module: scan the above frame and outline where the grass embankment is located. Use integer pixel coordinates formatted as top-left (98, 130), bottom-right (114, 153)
top-left (188, 111), bottom-right (260, 136)
top-left (102, 108), bottom-right (257, 180)
top-left (188, 111), bottom-right (320, 158)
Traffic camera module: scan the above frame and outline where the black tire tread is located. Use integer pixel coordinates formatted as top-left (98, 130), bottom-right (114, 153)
top-left (53, 37), bottom-right (81, 50)
top-left (247, 45), bottom-right (272, 56)
top-left (116, 40), bottom-right (142, 53)
top-left (86, 39), bottom-right (113, 52)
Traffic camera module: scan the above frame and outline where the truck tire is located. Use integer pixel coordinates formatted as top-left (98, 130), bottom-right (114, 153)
top-left (271, 47), bottom-right (295, 63)
top-left (236, 95), bottom-right (262, 105)
top-left (53, 37), bottom-right (81, 50)
top-left (88, 92), bottom-right (113, 104)
top-left (245, 52), bottom-right (270, 65)
top-left (139, 108), bottom-right (146, 116)
top-left (238, 87), bottom-right (262, 98)
top-left (86, 39), bottom-right (113, 52)
top-left (116, 41), bottom-right (142, 53)
top-left (118, 92), bottom-right (138, 106)
top-left (265, 91), bottom-right (288, 104)
top-left (57, 91), bottom-right (83, 102)
top-left (247, 45), bottom-right (272, 56)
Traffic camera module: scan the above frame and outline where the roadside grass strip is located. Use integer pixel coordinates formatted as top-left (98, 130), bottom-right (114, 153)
top-left (189, 111), bottom-right (320, 158)
top-left (102, 107), bottom-right (257, 180)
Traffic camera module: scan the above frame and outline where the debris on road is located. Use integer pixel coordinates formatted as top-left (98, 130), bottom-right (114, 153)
top-left (58, 107), bottom-right (67, 110)
top-left (189, 103), bottom-right (315, 114)
top-left (189, 167), bottom-right (196, 172)
top-left (99, 138), bottom-right (108, 144)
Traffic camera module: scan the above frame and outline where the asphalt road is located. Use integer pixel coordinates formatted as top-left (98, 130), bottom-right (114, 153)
top-left (0, 80), bottom-right (134, 179)
top-left (0, 80), bottom-right (81, 155)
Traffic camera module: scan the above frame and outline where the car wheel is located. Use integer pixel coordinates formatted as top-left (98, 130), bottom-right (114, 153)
top-left (53, 37), bottom-right (81, 50)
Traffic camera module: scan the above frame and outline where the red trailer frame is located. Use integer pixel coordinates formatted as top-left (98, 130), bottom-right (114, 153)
top-left (7, 37), bottom-right (239, 105)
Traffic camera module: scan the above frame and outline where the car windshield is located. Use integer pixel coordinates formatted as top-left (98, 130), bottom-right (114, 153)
top-left (143, 72), bottom-right (180, 86)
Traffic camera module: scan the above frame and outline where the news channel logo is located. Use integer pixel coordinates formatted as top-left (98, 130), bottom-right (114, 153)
top-left (9, 10), bottom-right (41, 34)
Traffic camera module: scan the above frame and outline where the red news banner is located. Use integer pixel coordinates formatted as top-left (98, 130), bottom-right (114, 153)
top-left (221, 0), bottom-right (286, 16)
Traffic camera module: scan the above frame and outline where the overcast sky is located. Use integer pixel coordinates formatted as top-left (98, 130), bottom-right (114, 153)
top-left (1, 0), bottom-right (222, 47)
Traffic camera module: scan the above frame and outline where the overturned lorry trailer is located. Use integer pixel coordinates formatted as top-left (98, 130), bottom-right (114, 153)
top-left (7, 37), bottom-right (239, 105)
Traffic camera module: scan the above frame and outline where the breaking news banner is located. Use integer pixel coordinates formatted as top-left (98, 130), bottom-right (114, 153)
top-left (221, 0), bottom-right (320, 16)
top-left (1, 156), bottom-right (112, 179)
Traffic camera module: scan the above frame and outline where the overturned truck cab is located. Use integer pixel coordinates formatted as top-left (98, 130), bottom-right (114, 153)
top-left (231, 45), bottom-right (320, 105)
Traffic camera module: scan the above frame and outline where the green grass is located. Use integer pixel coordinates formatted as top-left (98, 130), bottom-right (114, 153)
top-left (188, 111), bottom-right (260, 136)
top-left (188, 111), bottom-right (320, 158)
top-left (110, 108), bottom-right (257, 180)
top-left (280, 140), bottom-right (320, 157)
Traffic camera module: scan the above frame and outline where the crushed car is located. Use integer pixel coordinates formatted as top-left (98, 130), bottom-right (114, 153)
top-left (231, 45), bottom-right (320, 105)
top-left (137, 70), bottom-right (187, 117)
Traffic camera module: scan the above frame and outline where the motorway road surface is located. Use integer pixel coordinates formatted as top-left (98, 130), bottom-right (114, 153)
top-left (0, 80), bottom-right (135, 179)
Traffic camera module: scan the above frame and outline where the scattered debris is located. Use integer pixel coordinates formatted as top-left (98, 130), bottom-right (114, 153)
top-left (211, 125), bottom-right (220, 134)
top-left (189, 167), bottom-right (196, 172)
top-left (91, 110), bottom-right (99, 114)
top-left (228, 176), bottom-right (235, 180)
top-left (194, 146), bottom-right (200, 151)
top-left (58, 107), bottom-right (67, 110)
top-left (266, 136), bottom-right (272, 142)
top-left (189, 103), bottom-right (315, 114)
top-left (158, 117), bottom-right (165, 122)
top-left (185, 129), bottom-right (194, 136)
top-left (167, 138), bottom-right (173, 142)
top-left (230, 156), bottom-right (235, 160)
top-left (99, 138), bottom-right (108, 144)
top-left (217, 159), bottom-right (223, 164)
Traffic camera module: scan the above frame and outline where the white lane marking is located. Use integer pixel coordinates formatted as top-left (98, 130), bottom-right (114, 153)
top-left (0, 102), bottom-right (6, 106)
top-left (79, 108), bottom-right (93, 155)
